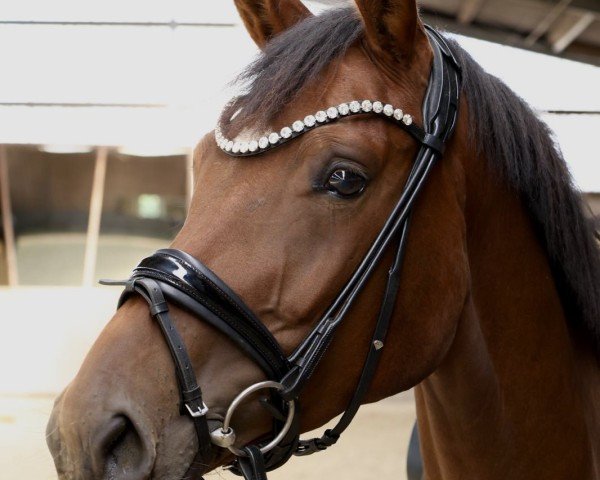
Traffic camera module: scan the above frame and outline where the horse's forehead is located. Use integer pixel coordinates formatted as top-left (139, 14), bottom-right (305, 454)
top-left (233, 127), bottom-right (268, 143)
top-left (204, 39), bottom-right (427, 169)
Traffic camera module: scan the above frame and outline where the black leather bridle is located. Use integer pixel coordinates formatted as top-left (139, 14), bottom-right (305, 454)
top-left (101, 27), bottom-right (461, 480)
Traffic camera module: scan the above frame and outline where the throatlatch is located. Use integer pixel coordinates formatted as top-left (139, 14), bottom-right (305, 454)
top-left (101, 27), bottom-right (461, 480)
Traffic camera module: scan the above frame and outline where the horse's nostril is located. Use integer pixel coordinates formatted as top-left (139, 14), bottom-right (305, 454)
top-left (94, 414), bottom-right (154, 480)
top-left (101, 416), bottom-right (128, 453)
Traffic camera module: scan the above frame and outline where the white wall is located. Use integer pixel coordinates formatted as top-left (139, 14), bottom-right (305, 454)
top-left (0, 3), bottom-right (597, 190)
top-left (0, 287), bottom-right (121, 393)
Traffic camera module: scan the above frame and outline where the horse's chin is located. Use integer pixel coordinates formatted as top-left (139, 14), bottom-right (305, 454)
top-left (151, 451), bottom-right (232, 480)
top-left (150, 427), bottom-right (204, 480)
top-left (150, 426), bottom-right (238, 480)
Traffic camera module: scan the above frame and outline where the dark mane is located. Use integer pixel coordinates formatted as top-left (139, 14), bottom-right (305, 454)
top-left (222, 8), bottom-right (361, 130)
top-left (227, 7), bottom-right (600, 348)
top-left (450, 42), bottom-right (600, 350)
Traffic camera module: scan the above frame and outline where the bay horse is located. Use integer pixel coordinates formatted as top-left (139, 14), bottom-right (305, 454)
top-left (47, 1), bottom-right (600, 479)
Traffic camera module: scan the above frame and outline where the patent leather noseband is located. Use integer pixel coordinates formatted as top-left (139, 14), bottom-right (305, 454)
top-left (101, 27), bottom-right (461, 480)
top-left (102, 250), bottom-right (298, 477)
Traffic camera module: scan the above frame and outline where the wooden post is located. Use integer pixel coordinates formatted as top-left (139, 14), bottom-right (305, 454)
top-left (0, 145), bottom-right (18, 286)
top-left (186, 148), bottom-right (194, 209)
top-left (82, 147), bottom-right (108, 286)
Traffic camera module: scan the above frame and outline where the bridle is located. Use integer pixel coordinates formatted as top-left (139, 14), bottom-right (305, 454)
top-left (101, 27), bottom-right (461, 480)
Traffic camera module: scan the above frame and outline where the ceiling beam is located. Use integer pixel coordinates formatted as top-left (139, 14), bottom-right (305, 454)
top-left (421, 12), bottom-right (600, 66)
top-left (566, 0), bottom-right (600, 13)
top-left (457, 0), bottom-right (487, 25)
top-left (525, 0), bottom-right (574, 46)
top-left (548, 10), bottom-right (595, 52)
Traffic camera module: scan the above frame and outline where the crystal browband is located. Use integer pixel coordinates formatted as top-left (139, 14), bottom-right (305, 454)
top-left (215, 99), bottom-right (439, 158)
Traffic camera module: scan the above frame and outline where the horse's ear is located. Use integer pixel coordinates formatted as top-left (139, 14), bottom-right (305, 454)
top-left (354, 0), bottom-right (423, 62)
top-left (234, 0), bottom-right (312, 48)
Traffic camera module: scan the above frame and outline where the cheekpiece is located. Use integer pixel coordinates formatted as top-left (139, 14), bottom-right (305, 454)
top-left (215, 100), bottom-right (414, 157)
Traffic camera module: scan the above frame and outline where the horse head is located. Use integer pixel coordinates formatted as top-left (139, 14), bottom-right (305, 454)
top-left (47, 1), bottom-right (600, 479)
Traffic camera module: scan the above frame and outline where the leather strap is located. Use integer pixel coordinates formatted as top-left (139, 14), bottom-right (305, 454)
top-left (295, 217), bottom-right (411, 455)
top-left (237, 446), bottom-right (268, 480)
top-left (101, 277), bottom-right (214, 467)
top-left (281, 27), bottom-right (461, 401)
top-left (131, 250), bottom-right (290, 379)
top-left (281, 29), bottom-right (461, 455)
top-left (145, 249), bottom-right (290, 373)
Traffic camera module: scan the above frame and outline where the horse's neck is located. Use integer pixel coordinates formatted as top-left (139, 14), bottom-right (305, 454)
top-left (415, 155), bottom-right (600, 479)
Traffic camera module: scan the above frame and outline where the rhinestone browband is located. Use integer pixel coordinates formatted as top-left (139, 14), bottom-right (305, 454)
top-left (215, 99), bottom-right (422, 157)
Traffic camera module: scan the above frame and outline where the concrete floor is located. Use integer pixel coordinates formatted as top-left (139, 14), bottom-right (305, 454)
top-left (0, 391), bottom-right (416, 480)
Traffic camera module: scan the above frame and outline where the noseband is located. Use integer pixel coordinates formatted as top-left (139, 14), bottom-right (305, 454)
top-left (101, 27), bottom-right (460, 480)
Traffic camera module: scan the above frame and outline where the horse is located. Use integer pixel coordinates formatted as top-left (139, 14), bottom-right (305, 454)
top-left (47, 1), bottom-right (600, 479)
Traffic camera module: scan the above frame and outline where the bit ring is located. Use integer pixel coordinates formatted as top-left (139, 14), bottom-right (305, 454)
top-left (213, 380), bottom-right (295, 456)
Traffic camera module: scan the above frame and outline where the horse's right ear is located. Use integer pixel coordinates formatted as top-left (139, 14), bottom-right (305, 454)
top-left (234, 0), bottom-right (312, 49)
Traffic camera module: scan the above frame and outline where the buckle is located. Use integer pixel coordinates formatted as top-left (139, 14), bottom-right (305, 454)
top-left (185, 401), bottom-right (209, 418)
top-left (294, 430), bottom-right (339, 456)
top-left (294, 438), bottom-right (329, 456)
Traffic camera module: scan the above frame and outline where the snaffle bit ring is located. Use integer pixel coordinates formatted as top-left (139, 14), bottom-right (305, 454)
top-left (211, 380), bottom-right (296, 457)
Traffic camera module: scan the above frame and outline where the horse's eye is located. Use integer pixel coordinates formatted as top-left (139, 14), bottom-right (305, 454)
top-left (326, 168), bottom-right (367, 197)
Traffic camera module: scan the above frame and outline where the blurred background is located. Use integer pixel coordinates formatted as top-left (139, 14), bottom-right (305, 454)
top-left (0, 1), bottom-right (598, 479)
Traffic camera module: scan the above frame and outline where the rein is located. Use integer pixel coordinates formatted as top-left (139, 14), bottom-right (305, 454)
top-left (101, 27), bottom-right (461, 480)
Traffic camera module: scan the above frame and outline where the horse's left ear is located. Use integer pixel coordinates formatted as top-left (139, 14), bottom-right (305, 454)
top-left (234, 0), bottom-right (313, 49)
top-left (354, 0), bottom-right (425, 62)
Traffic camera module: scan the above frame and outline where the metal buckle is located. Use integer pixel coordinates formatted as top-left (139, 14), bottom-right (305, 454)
top-left (185, 401), bottom-right (209, 418)
top-left (294, 429), bottom-right (339, 456)
top-left (294, 439), bottom-right (326, 456)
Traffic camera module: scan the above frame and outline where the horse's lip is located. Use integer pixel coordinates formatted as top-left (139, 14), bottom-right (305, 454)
top-left (177, 443), bottom-right (231, 479)
top-left (186, 430), bottom-right (272, 476)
